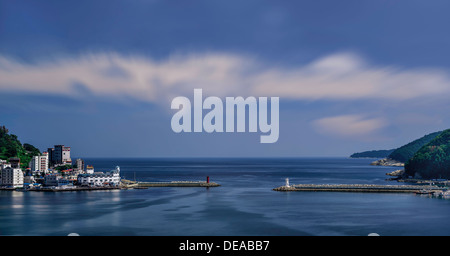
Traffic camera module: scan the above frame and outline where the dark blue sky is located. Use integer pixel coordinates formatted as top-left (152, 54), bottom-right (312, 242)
top-left (2, 0), bottom-right (450, 67)
top-left (1, 0), bottom-right (450, 157)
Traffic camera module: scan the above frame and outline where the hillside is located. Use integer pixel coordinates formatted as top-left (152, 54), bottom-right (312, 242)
top-left (350, 149), bottom-right (395, 158)
top-left (0, 125), bottom-right (40, 168)
top-left (352, 131), bottom-right (443, 162)
top-left (388, 131), bottom-right (442, 162)
top-left (405, 129), bottom-right (450, 179)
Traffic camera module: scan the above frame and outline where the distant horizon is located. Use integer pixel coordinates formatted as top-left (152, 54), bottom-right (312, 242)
top-left (74, 155), bottom-right (355, 159)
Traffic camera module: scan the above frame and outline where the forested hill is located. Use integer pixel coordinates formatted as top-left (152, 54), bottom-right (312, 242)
top-left (0, 125), bottom-right (41, 168)
top-left (350, 131), bottom-right (442, 162)
top-left (350, 149), bottom-right (395, 158)
top-left (405, 129), bottom-right (450, 179)
top-left (388, 131), bottom-right (442, 162)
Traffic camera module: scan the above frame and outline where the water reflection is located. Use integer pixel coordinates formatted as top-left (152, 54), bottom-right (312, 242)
top-left (11, 191), bottom-right (24, 211)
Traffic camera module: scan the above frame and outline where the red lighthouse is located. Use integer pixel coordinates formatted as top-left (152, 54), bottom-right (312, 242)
top-left (207, 176), bottom-right (210, 183)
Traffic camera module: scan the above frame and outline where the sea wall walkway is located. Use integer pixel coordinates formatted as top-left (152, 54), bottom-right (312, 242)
top-left (273, 184), bottom-right (441, 193)
top-left (121, 179), bottom-right (220, 188)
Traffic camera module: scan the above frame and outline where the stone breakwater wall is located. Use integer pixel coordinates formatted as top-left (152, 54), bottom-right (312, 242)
top-left (135, 181), bottom-right (221, 187)
top-left (273, 184), bottom-right (440, 193)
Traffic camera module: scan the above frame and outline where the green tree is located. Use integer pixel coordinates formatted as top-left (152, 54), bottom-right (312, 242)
top-left (405, 129), bottom-right (450, 179)
top-left (389, 131), bottom-right (442, 162)
top-left (0, 124), bottom-right (41, 168)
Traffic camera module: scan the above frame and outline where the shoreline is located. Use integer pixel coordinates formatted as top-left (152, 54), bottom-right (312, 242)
top-left (370, 158), bottom-right (404, 167)
top-left (0, 186), bottom-right (122, 192)
top-left (0, 179), bottom-right (221, 192)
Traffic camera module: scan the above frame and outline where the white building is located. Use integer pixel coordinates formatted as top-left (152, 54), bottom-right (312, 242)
top-left (29, 152), bottom-right (49, 174)
top-left (77, 166), bottom-right (121, 187)
top-left (86, 165), bottom-right (94, 174)
top-left (76, 158), bottom-right (84, 172)
top-left (0, 167), bottom-right (24, 188)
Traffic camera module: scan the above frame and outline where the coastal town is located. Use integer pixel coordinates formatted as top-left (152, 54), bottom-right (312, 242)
top-left (0, 144), bottom-right (121, 191)
top-left (0, 141), bottom-right (220, 191)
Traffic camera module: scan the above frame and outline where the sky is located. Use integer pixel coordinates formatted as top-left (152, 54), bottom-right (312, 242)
top-left (1, 0), bottom-right (450, 157)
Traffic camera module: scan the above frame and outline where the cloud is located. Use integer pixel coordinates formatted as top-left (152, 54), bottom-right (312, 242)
top-left (312, 114), bottom-right (388, 138)
top-left (251, 52), bottom-right (450, 100)
top-left (0, 52), bottom-right (252, 104)
top-left (0, 51), bottom-right (450, 104)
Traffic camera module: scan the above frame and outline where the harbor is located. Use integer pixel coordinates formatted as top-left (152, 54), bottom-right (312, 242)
top-left (1, 181), bottom-right (220, 192)
top-left (4, 157), bottom-right (450, 236)
top-left (0, 178), bottom-right (221, 192)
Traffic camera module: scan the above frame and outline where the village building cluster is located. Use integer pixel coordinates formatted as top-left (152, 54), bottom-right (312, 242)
top-left (0, 145), bottom-right (120, 189)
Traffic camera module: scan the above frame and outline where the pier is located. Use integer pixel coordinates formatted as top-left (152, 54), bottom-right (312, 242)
top-left (273, 184), bottom-right (441, 193)
top-left (121, 179), bottom-right (220, 189)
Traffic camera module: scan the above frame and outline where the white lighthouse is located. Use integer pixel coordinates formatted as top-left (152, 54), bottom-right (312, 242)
top-left (285, 178), bottom-right (290, 188)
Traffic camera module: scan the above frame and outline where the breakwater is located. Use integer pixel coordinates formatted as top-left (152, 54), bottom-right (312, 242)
top-left (121, 179), bottom-right (220, 189)
top-left (273, 184), bottom-right (441, 193)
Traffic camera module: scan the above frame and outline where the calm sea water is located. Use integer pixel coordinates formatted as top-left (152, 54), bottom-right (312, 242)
top-left (2, 157), bottom-right (450, 236)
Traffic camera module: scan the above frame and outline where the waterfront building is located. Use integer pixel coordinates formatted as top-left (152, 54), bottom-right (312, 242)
top-left (47, 147), bottom-right (54, 165)
top-left (86, 165), bottom-right (94, 174)
top-left (29, 156), bottom-right (39, 172)
top-left (41, 152), bottom-right (49, 171)
top-left (47, 145), bottom-right (72, 166)
top-left (44, 174), bottom-right (72, 188)
top-left (29, 152), bottom-right (49, 174)
top-left (77, 166), bottom-right (121, 187)
top-left (24, 175), bottom-right (36, 184)
top-left (0, 167), bottom-right (24, 188)
top-left (76, 158), bottom-right (84, 172)
top-left (60, 169), bottom-right (79, 184)
top-left (44, 174), bottom-right (59, 186)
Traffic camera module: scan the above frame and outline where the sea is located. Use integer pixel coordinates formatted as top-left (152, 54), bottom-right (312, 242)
top-left (1, 157), bottom-right (450, 236)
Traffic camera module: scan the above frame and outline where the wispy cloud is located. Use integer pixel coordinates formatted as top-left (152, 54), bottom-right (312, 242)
top-left (0, 52), bottom-right (255, 104)
top-left (252, 52), bottom-right (450, 100)
top-left (312, 114), bottom-right (388, 139)
top-left (1, 51), bottom-right (449, 104)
